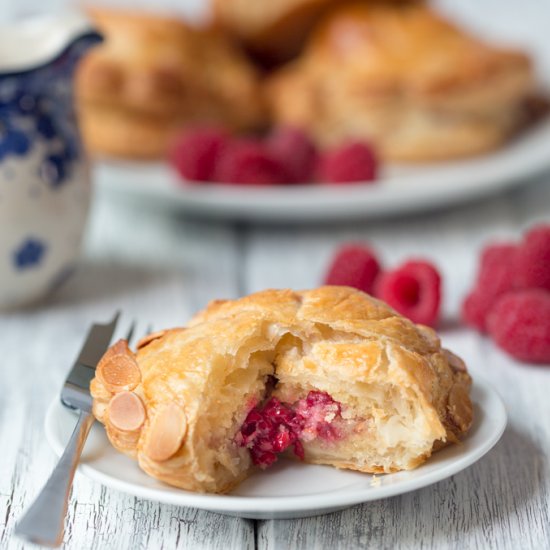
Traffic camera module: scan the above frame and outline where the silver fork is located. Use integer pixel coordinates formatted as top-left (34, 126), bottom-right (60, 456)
top-left (15, 313), bottom-right (138, 547)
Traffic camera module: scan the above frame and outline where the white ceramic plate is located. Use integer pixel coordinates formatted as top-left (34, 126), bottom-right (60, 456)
top-left (95, 119), bottom-right (550, 222)
top-left (45, 378), bottom-right (506, 519)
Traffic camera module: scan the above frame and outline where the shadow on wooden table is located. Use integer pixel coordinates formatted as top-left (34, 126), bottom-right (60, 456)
top-left (259, 426), bottom-right (545, 549)
top-left (45, 261), bottom-right (179, 306)
top-left (15, 260), bottom-right (195, 329)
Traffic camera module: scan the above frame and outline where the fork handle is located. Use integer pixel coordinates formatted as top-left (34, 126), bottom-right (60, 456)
top-left (15, 409), bottom-right (95, 547)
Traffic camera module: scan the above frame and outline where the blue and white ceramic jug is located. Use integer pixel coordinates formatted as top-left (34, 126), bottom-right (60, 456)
top-left (0, 14), bottom-right (101, 309)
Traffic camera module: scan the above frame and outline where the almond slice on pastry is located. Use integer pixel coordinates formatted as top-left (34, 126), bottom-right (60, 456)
top-left (108, 391), bottom-right (146, 432)
top-left (96, 340), bottom-right (141, 393)
top-left (144, 403), bottom-right (188, 462)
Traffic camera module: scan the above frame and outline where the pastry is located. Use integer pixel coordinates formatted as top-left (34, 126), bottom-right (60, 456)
top-left (212, 0), bottom-right (335, 64)
top-left (266, 3), bottom-right (536, 161)
top-left (91, 286), bottom-right (473, 494)
top-left (213, 0), bottom-right (420, 64)
top-left (76, 9), bottom-right (265, 159)
top-left (91, 287), bottom-right (473, 491)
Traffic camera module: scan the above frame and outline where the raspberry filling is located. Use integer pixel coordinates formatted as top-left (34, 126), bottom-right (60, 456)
top-left (235, 391), bottom-right (343, 469)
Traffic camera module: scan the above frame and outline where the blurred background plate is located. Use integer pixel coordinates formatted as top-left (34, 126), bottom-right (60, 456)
top-left (96, 117), bottom-right (550, 222)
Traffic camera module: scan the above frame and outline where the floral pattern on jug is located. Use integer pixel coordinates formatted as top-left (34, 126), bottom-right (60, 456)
top-left (0, 16), bottom-right (101, 309)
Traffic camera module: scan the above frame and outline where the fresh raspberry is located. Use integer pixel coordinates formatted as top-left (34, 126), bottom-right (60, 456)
top-left (486, 289), bottom-right (550, 364)
top-left (478, 243), bottom-right (519, 290)
top-left (214, 140), bottom-right (290, 185)
top-left (294, 391), bottom-right (343, 442)
top-left (461, 243), bottom-right (519, 332)
top-left (516, 225), bottom-right (550, 291)
top-left (169, 127), bottom-right (229, 182)
top-left (324, 244), bottom-right (381, 294)
top-left (316, 141), bottom-right (378, 184)
top-left (375, 260), bottom-right (441, 327)
top-left (235, 397), bottom-right (304, 469)
top-left (267, 126), bottom-right (318, 183)
top-left (235, 391), bottom-right (343, 468)
top-left (462, 290), bottom-right (494, 333)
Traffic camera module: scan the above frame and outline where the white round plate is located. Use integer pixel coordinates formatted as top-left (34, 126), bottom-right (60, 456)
top-left (46, 378), bottom-right (506, 519)
top-left (95, 119), bottom-right (550, 222)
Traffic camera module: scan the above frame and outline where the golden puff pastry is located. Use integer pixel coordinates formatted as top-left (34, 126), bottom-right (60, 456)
top-left (212, 0), bottom-right (335, 64)
top-left (213, 0), bottom-right (422, 64)
top-left (76, 9), bottom-right (265, 159)
top-left (266, 3), bottom-right (535, 161)
top-left (91, 287), bottom-right (473, 494)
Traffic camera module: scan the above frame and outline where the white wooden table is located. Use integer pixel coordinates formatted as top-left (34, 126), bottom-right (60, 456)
top-left (1, 173), bottom-right (549, 550)
top-left (1, 1), bottom-right (550, 548)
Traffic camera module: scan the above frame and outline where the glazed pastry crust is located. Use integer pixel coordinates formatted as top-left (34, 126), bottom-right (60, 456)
top-left (213, 0), bottom-right (422, 63)
top-left (213, 0), bottom-right (335, 63)
top-left (76, 9), bottom-right (265, 159)
top-left (266, 3), bottom-right (535, 160)
top-left (91, 287), bottom-right (473, 493)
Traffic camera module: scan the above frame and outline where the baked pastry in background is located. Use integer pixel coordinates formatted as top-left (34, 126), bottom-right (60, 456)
top-left (76, 9), bottom-right (265, 159)
top-left (212, 0), bottom-right (335, 64)
top-left (212, 0), bottom-right (421, 64)
top-left (91, 286), bottom-right (473, 494)
top-left (266, 3), bottom-right (536, 161)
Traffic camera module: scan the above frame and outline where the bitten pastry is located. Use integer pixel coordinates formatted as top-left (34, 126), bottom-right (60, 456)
top-left (91, 287), bottom-right (473, 494)
top-left (76, 9), bottom-right (264, 159)
top-left (266, 2), bottom-right (536, 161)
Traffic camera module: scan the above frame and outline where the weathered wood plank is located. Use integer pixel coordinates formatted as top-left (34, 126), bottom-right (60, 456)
top-left (251, 178), bottom-right (550, 549)
top-left (1, 0), bottom-right (550, 543)
top-left (257, 335), bottom-right (550, 549)
top-left (0, 195), bottom-right (252, 550)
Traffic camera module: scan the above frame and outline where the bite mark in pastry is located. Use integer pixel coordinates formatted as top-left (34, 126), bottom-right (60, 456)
top-left (91, 286), bottom-right (473, 493)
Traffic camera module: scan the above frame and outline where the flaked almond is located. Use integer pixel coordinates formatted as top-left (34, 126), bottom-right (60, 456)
top-left (108, 391), bottom-right (146, 432)
top-left (96, 340), bottom-right (141, 393)
top-left (144, 403), bottom-right (187, 462)
top-left (137, 330), bottom-right (167, 350)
